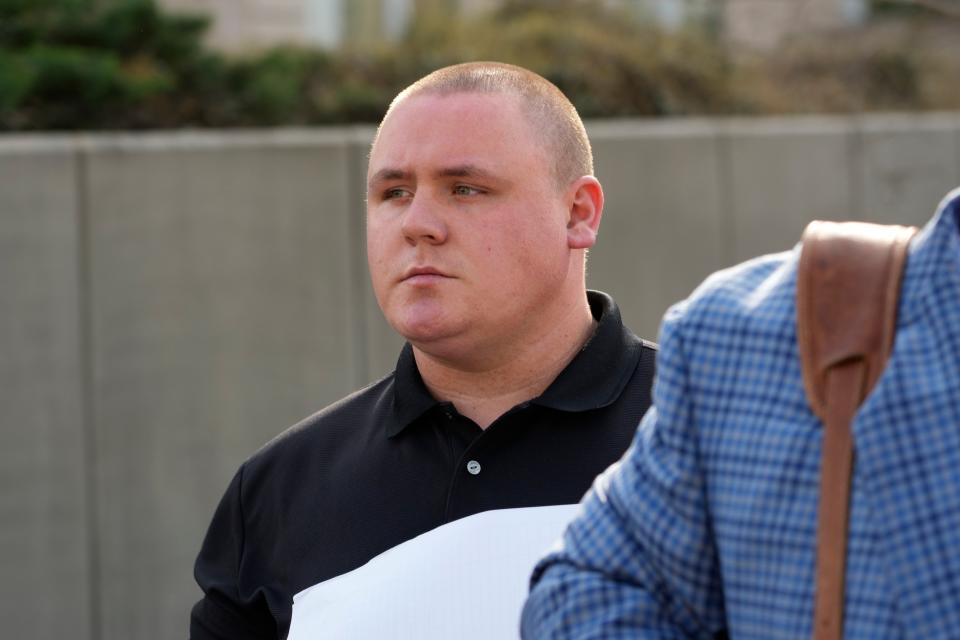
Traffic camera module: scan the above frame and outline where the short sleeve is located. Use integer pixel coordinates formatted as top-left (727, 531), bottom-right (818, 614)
top-left (190, 465), bottom-right (276, 639)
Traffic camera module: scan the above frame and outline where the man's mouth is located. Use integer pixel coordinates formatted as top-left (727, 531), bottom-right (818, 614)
top-left (401, 266), bottom-right (449, 284)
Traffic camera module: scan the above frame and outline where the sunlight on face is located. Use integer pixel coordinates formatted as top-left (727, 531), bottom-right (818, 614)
top-left (366, 91), bottom-right (575, 359)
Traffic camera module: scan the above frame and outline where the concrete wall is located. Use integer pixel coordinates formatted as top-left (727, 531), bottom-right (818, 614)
top-left (0, 140), bottom-right (92, 639)
top-left (1, 114), bottom-right (958, 638)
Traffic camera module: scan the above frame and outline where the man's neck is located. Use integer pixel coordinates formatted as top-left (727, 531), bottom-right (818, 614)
top-left (412, 304), bottom-right (598, 429)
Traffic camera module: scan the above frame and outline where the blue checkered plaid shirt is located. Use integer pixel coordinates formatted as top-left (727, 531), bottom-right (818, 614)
top-left (522, 189), bottom-right (960, 639)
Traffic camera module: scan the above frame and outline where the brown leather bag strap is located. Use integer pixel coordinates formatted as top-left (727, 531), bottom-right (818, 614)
top-left (796, 220), bottom-right (916, 640)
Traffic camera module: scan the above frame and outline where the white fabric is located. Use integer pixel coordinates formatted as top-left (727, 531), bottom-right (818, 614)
top-left (287, 504), bottom-right (578, 639)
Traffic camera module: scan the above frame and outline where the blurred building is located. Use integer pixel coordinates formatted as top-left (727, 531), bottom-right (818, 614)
top-left (721, 0), bottom-right (870, 50)
top-left (611, 0), bottom-right (870, 48)
top-left (157, 0), bottom-right (416, 51)
top-left (157, 0), bottom-right (870, 52)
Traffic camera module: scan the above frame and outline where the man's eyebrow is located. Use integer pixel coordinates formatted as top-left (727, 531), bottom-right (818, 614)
top-left (369, 164), bottom-right (506, 189)
top-left (434, 164), bottom-right (502, 182)
top-left (367, 168), bottom-right (411, 189)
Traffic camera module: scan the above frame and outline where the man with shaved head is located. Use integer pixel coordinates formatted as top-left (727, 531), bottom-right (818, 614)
top-left (191, 62), bottom-right (656, 639)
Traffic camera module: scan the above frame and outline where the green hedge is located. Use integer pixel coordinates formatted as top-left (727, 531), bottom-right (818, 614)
top-left (0, 0), bottom-right (957, 131)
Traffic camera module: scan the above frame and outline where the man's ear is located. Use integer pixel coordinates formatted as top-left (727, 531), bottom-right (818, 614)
top-left (566, 176), bottom-right (604, 249)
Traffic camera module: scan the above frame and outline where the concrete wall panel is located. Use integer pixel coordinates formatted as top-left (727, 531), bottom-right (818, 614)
top-left (82, 132), bottom-right (356, 639)
top-left (0, 141), bottom-right (91, 639)
top-left (587, 120), bottom-right (726, 340)
top-left (722, 117), bottom-right (856, 263)
top-left (857, 114), bottom-right (960, 226)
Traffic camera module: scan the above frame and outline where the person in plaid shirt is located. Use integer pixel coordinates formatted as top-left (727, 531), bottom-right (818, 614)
top-left (522, 188), bottom-right (960, 639)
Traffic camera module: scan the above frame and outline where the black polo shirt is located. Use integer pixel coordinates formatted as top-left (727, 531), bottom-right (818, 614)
top-left (191, 290), bottom-right (656, 639)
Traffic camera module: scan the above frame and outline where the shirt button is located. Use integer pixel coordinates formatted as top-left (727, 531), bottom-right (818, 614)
top-left (466, 460), bottom-right (481, 475)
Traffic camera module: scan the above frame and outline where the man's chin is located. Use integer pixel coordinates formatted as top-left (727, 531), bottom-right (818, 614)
top-left (391, 313), bottom-right (459, 343)
top-left (387, 299), bottom-right (461, 338)
top-left (399, 325), bottom-right (458, 346)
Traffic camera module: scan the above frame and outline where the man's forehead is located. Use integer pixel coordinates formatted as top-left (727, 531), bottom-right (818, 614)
top-left (370, 95), bottom-right (533, 162)
top-left (375, 90), bottom-right (527, 141)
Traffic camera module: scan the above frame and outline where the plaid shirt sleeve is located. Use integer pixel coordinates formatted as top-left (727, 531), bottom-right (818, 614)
top-left (523, 189), bottom-right (960, 640)
top-left (522, 300), bottom-right (728, 639)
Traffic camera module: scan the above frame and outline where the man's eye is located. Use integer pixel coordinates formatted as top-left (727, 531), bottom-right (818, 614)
top-left (384, 187), bottom-right (411, 199)
top-left (453, 185), bottom-right (481, 196)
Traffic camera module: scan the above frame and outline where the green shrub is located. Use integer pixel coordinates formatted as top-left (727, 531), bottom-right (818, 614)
top-left (0, 0), bottom-right (957, 130)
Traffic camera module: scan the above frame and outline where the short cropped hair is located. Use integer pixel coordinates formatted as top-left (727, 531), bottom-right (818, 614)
top-left (378, 61), bottom-right (593, 187)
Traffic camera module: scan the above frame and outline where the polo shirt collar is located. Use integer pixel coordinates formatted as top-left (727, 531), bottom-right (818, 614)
top-left (386, 290), bottom-right (644, 437)
top-left (532, 290), bottom-right (644, 412)
top-left (388, 342), bottom-right (439, 437)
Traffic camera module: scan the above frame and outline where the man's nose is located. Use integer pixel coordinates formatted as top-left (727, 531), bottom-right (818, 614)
top-left (401, 192), bottom-right (448, 245)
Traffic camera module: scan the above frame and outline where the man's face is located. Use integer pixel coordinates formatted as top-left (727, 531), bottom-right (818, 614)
top-left (366, 91), bottom-right (576, 358)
